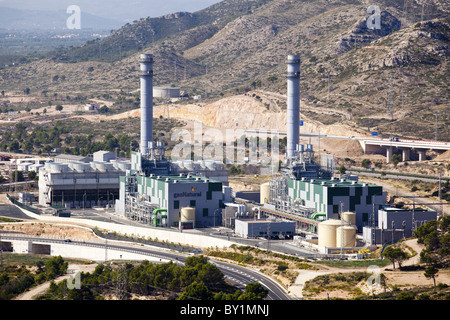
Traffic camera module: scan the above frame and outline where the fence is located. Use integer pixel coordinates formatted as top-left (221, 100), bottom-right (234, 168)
top-left (6, 193), bottom-right (41, 215)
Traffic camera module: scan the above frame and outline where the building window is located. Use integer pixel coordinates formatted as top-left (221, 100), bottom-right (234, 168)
top-left (203, 208), bottom-right (208, 217)
top-left (174, 200), bottom-right (179, 209)
top-left (362, 213), bottom-right (368, 222)
top-left (190, 200), bottom-right (196, 207)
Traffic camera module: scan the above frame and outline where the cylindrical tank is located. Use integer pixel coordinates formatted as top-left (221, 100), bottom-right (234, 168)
top-left (153, 86), bottom-right (180, 98)
top-left (260, 182), bottom-right (270, 204)
top-left (318, 219), bottom-right (342, 248)
top-left (48, 163), bottom-right (68, 173)
top-left (72, 162), bottom-right (91, 172)
top-left (205, 160), bottom-right (216, 170)
top-left (336, 225), bottom-right (357, 248)
top-left (341, 211), bottom-right (356, 226)
top-left (180, 207), bottom-right (195, 222)
top-left (183, 160), bottom-right (194, 170)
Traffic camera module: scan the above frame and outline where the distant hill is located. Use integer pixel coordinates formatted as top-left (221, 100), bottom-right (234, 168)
top-left (0, 6), bottom-right (123, 30)
top-left (1, 0), bottom-right (449, 141)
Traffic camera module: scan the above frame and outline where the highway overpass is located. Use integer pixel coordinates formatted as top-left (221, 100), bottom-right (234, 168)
top-left (244, 130), bottom-right (450, 163)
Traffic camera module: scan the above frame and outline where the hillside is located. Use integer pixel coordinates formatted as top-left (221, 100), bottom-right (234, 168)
top-left (0, 0), bottom-right (449, 141)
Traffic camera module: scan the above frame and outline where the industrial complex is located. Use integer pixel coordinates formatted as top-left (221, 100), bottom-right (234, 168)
top-left (14, 53), bottom-right (434, 257)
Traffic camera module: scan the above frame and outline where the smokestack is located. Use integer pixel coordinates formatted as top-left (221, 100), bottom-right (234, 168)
top-left (140, 54), bottom-right (154, 154)
top-left (286, 54), bottom-right (300, 159)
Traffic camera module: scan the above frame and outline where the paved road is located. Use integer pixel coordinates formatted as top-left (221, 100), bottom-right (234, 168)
top-left (0, 203), bottom-right (36, 220)
top-left (1, 234), bottom-right (293, 300)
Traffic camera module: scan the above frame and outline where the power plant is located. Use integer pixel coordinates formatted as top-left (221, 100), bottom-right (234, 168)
top-left (33, 53), bottom-right (438, 256)
top-left (114, 54), bottom-right (227, 229)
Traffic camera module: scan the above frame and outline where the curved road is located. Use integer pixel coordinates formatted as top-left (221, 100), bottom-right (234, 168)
top-left (0, 234), bottom-right (292, 300)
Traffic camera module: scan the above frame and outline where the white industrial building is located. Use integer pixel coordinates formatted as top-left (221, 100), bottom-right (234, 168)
top-left (38, 151), bottom-right (130, 208)
top-left (363, 206), bottom-right (437, 245)
top-left (235, 219), bottom-right (296, 239)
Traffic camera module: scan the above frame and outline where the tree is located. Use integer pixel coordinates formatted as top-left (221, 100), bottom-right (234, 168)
top-left (392, 154), bottom-right (402, 167)
top-left (9, 140), bottom-right (20, 152)
top-left (238, 282), bottom-right (268, 300)
top-left (424, 266), bottom-right (439, 287)
top-left (338, 164), bottom-right (346, 174)
top-left (12, 170), bottom-right (24, 182)
top-left (98, 105), bottom-right (109, 113)
top-left (177, 281), bottom-right (213, 300)
top-left (27, 170), bottom-right (37, 181)
top-left (55, 105), bottom-right (63, 112)
top-left (361, 159), bottom-right (371, 169)
top-left (383, 246), bottom-right (407, 269)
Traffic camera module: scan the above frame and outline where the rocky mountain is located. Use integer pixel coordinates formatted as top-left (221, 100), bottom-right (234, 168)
top-left (1, 0), bottom-right (449, 141)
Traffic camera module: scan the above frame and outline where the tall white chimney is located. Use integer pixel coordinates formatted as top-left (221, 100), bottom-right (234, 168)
top-left (286, 54), bottom-right (300, 159)
top-left (140, 54), bottom-right (154, 154)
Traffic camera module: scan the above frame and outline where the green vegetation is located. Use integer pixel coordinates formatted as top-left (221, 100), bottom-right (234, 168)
top-left (0, 255), bottom-right (68, 300)
top-left (37, 255), bottom-right (267, 300)
top-left (383, 247), bottom-right (408, 269)
top-left (0, 117), bottom-right (183, 158)
top-left (415, 217), bottom-right (450, 268)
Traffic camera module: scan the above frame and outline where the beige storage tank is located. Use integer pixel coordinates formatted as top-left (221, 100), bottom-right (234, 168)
top-left (336, 225), bottom-right (357, 248)
top-left (260, 182), bottom-right (270, 204)
top-left (180, 207), bottom-right (195, 222)
top-left (318, 219), bottom-right (342, 248)
top-left (341, 211), bottom-right (356, 226)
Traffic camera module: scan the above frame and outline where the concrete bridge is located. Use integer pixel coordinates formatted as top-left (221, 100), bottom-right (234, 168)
top-left (245, 129), bottom-right (450, 163)
top-left (358, 137), bottom-right (450, 163)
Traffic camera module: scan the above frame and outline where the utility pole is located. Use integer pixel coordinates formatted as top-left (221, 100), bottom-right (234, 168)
top-left (372, 201), bottom-right (376, 245)
top-left (105, 233), bottom-right (108, 262)
top-left (439, 172), bottom-right (442, 215)
top-left (421, 1), bottom-right (425, 22)
top-left (387, 73), bottom-right (394, 121)
top-left (391, 221), bottom-right (395, 244)
top-left (435, 114), bottom-right (438, 141)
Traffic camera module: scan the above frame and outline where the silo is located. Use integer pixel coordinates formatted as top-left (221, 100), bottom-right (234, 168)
top-left (336, 225), bottom-right (357, 248)
top-left (341, 212), bottom-right (356, 226)
top-left (180, 207), bottom-right (195, 222)
top-left (318, 219), bottom-right (342, 248)
top-left (260, 182), bottom-right (270, 204)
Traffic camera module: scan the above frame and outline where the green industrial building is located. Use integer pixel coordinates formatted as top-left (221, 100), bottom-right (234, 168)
top-left (117, 166), bottom-right (224, 228)
top-left (287, 177), bottom-right (385, 230)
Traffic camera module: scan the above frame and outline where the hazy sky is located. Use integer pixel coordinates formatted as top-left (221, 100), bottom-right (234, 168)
top-left (0, 0), bottom-right (223, 22)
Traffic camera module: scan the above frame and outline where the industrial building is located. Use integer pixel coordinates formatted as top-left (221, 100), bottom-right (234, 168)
top-left (257, 55), bottom-right (385, 236)
top-left (287, 177), bottom-right (385, 230)
top-left (117, 171), bottom-right (224, 228)
top-left (235, 220), bottom-right (295, 239)
top-left (114, 54), bottom-right (227, 229)
top-left (363, 206), bottom-right (437, 245)
top-left (38, 151), bottom-right (131, 208)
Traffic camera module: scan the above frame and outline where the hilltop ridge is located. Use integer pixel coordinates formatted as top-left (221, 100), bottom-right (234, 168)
top-left (0, 0), bottom-right (449, 141)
